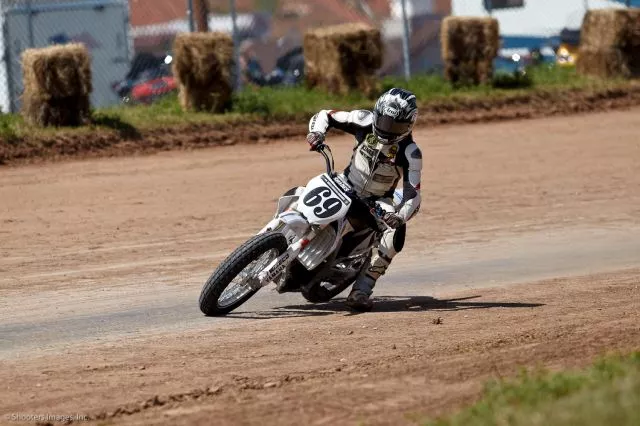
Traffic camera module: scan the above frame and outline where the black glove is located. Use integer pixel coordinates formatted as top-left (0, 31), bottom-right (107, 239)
top-left (382, 212), bottom-right (404, 229)
top-left (306, 131), bottom-right (325, 151)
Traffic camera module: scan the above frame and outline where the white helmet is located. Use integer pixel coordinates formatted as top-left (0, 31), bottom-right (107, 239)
top-left (372, 88), bottom-right (418, 145)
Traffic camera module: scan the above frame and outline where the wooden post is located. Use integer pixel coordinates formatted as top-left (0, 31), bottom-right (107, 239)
top-left (194, 0), bottom-right (209, 32)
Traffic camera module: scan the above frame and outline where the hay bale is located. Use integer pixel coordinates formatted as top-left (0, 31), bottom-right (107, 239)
top-left (441, 17), bottom-right (499, 85)
top-left (577, 9), bottom-right (640, 79)
top-left (21, 43), bottom-right (92, 126)
top-left (577, 47), bottom-right (633, 79)
top-left (173, 32), bottom-right (233, 112)
top-left (304, 23), bottom-right (382, 97)
top-left (580, 9), bottom-right (640, 50)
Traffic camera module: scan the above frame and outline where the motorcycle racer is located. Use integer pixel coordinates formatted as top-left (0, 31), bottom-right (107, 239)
top-left (306, 88), bottom-right (423, 311)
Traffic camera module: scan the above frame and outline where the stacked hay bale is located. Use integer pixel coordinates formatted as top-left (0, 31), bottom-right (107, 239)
top-left (304, 23), bottom-right (383, 97)
top-left (441, 17), bottom-right (499, 85)
top-left (173, 32), bottom-right (233, 113)
top-left (21, 44), bottom-right (92, 127)
top-left (577, 9), bottom-right (640, 79)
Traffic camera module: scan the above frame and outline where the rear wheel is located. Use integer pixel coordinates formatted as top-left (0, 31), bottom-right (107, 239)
top-left (199, 232), bottom-right (288, 316)
top-left (302, 279), bottom-right (353, 303)
top-left (301, 253), bottom-right (371, 303)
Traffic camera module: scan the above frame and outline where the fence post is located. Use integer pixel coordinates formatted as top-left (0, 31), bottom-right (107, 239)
top-left (400, 0), bottom-right (411, 80)
top-left (2, 7), bottom-right (16, 113)
top-left (230, 0), bottom-right (242, 90)
top-left (26, 0), bottom-right (35, 47)
top-left (187, 0), bottom-right (195, 32)
top-left (194, 0), bottom-right (208, 32)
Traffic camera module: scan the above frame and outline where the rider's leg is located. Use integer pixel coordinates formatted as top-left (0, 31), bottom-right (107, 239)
top-left (347, 223), bottom-right (406, 310)
top-left (353, 224), bottom-right (406, 294)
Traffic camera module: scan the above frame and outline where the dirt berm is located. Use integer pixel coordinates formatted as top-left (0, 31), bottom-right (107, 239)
top-left (2, 85), bottom-right (640, 166)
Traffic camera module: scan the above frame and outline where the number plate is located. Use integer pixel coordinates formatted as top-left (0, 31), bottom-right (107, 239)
top-left (296, 174), bottom-right (351, 225)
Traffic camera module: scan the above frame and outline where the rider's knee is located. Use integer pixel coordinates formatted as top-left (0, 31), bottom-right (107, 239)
top-left (378, 224), bottom-right (406, 259)
top-left (393, 224), bottom-right (406, 253)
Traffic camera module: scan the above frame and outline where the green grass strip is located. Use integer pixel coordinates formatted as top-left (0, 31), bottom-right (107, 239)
top-left (0, 65), bottom-right (633, 141)
top-left (425, 352), bottom-right (640, 426)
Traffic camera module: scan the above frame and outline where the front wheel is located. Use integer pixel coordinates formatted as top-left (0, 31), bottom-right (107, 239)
top-left (199, 232), bottom-right (288, 316)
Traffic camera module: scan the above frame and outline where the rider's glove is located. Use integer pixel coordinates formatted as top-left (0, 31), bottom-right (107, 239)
top-left (306, 131), bottom-right (325, 151)
top-left (382, 212), bottom-right (404, 229)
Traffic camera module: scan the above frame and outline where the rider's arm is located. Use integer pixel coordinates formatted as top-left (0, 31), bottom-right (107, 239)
top-left (309, 110), bottom-right (373, 136)
top-left (397, 143), bottom-right (423, 222)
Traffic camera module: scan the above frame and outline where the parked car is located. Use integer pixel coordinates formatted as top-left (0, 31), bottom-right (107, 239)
top-left (245, 47), bottom-right (304, 87)
top-left (130, 75), bottom-right (177, 104)
top-left (112, 52), bottom-right (175, 103)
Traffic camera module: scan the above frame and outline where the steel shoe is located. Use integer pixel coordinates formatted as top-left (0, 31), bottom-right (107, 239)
top-left (346, 289), bottom-right (373, 312)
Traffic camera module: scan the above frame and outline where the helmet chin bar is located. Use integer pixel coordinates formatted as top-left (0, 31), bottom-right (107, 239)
top-left (373, 113), bottom-right (412, 145)
top-left (373, 128), bottom-right (403, 145)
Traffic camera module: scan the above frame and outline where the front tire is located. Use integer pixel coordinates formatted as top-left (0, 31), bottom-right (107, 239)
top-left (199, 232), bottom-right (288, 316)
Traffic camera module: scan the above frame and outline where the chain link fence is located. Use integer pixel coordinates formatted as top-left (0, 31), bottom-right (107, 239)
top-left (237, 0), bottom-right (449, 87)
top-left (1, 0), bottom-right (133, 113)
top-left (0, 0), bottom-right (637, 114)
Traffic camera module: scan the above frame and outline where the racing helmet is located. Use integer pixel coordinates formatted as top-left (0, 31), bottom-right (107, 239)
top-left (372, 88), bottom-right (418, 145)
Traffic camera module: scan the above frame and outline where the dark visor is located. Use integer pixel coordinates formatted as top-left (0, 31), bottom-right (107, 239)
top-left (374, 114), bottom-right (411, 137)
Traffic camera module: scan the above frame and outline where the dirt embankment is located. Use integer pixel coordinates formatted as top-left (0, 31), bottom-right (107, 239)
top-left (2, 85), bottom-right (640, 165)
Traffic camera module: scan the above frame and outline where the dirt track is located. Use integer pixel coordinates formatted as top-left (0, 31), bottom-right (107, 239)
top-left (1, 109), bottom-right (640, 425)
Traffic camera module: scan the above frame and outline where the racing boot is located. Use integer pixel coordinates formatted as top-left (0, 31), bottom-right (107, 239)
top-left (346, 248), bottom-right (392, 312)
top-left (346, 278), bottom-right (375, 312)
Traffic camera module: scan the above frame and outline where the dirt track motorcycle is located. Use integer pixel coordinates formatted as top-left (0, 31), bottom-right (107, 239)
top-left (199, 143), bottom-right (399, 316)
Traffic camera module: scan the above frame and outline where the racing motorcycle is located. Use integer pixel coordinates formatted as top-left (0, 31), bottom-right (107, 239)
top-left (199, 143), bottom-right (400, 316)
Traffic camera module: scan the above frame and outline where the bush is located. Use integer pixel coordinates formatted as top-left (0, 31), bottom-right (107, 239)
top-left (492, 71), bottom-right (534, 89)
top-left (232, 89), bottom-right (273, 115)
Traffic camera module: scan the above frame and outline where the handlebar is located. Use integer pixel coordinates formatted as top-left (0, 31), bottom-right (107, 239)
top-left (317, 144), bottom-right (335, 176)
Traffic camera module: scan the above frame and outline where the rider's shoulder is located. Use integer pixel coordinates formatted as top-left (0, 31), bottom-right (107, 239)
top-left (348, 110), bottom-right (373, 126)
top-left (400, 136), bottom-right (422, 160)
top-left (400, 134), bottom-right (420, 149)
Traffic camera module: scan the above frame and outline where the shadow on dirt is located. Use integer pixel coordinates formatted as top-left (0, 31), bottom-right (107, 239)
top-left (228, 295), bottom-right (545, 319)
top-left (92, 113), bottom-right (142, 140)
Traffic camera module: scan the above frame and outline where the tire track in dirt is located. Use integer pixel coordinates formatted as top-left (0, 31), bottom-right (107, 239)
top-left (2, 225), bottom-right (639, 360)
top-left (3, 270), bottom-right (637, 425)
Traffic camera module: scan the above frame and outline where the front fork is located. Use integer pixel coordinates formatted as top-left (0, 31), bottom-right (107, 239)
top-left (255, 229), bottom-right (316, 287)
top-left (253, 208), bottom-right (317, 288)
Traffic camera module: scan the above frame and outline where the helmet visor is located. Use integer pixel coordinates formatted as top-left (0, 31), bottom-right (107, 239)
top-left (374, 114), bottom-right (412, 142)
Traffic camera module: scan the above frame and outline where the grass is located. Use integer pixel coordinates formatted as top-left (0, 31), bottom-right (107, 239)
top-left (0, 65), bottom-right (634, 141)
top-left (0, 113), bottom-right (20, 144)
top-left (426, 352), bottom-right (640, 426)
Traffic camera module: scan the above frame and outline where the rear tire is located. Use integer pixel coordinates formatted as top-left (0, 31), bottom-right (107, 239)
top-left (301, 252), bottom-right (372, 303)
top-left (199, 232), bottom-right (288, 316)
top-left (302, 279), bottom-right (353, 303)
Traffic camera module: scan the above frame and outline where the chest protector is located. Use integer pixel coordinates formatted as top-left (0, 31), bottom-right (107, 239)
top-left (345, 133), bottom-right (403, 198)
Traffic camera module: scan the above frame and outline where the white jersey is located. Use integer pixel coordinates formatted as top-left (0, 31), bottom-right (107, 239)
top-left (309, 109), bottom-right (422, 222)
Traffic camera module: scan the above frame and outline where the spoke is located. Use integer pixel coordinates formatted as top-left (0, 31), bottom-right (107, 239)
top-left (217, 249), bottom-right (278, 309)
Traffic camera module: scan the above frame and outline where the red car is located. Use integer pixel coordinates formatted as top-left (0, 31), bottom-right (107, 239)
top-left (130, 76), bottom-right (177, 104)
